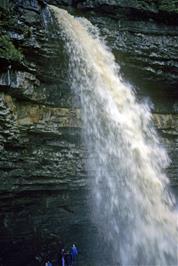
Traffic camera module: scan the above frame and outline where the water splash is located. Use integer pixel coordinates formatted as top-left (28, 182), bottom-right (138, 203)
top-left (42, 6), bottom-right (54, 31)
top-left (50, 6), bottom-right (178, 265)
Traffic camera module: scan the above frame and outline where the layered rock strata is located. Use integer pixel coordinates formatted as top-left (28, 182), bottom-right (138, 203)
top-left (0, 0), bottom-right (178, 265)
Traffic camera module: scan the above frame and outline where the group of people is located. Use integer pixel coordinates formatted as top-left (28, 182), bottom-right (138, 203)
top-left (45, 244), bottom-right (78, 266)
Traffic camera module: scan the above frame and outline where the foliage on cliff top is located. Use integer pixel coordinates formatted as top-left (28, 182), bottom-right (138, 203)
top-left (158, 0), bottom-right (178, 13)
top-left (0, 35), bottom-right (24, 62)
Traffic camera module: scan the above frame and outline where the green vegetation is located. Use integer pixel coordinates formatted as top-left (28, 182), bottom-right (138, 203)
top-left (158, 0), bottom-right (178, 13)
top-left (0, 0), bottom-right (9, 10)
top-left (0, 35), bottom-right (24, 62)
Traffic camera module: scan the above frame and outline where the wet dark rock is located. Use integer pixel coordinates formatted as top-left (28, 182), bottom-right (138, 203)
top-left (47, 0), bottom-right (178, 23)
top-left (0, 0), bottom-right (178, 265)
top-left (47, 0), bottom-right (178, 94)
top-left (88, 15), bottom-right (178, 96)
top-left (13, 0), bottom-right (41, 12)
top-left (0, 2), bottom-right (88, 265)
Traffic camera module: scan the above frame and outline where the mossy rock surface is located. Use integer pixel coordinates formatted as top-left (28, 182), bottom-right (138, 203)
top-left (0, 35), bottom-right (24, 62)
top-left (159, 0), bottom-right (178, 13)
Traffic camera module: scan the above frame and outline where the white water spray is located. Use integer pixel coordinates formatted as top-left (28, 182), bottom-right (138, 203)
top-left (51, 6), bottom-right (178, 265)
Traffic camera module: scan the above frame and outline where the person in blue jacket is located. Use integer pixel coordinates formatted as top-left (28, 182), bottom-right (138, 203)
top-left (71, 244), bottom-right (78, 264)
top-left (61, 255), bottom-right (65, 266)
top-left (45, 260), bottom-right (53, 266)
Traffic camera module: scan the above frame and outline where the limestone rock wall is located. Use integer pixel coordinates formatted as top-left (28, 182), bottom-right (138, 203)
top-left (0, 2), bottom-right (89, 265)
top-left (0, 0), bottom-right (178, 265)
top-left (48, 0), bottom-right (178, 94)
top-left (0, 0), bottom-right (84, 192)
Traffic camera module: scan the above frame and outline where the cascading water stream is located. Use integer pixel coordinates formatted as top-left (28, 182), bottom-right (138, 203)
top-left (50, 6), bottom-right (178, 266)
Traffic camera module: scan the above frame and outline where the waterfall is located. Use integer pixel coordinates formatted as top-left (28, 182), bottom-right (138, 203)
top-left (50, 6), bottom-right (178, 266)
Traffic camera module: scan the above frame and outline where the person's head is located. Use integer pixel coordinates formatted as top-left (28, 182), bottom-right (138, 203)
top-left (72, 244), bottom-right (76, 248)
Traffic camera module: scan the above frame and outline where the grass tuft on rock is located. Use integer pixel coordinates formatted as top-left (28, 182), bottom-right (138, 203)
top-left (0, 35), bottom-right (24, 62)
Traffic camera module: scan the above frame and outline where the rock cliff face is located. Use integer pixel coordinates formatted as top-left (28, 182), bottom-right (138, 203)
top-left (0, 1), bottom-right (89, 265)
top-left (0, 0), bottom-right (178, 265)
top-left (50, 0), bottom-right (178, 95)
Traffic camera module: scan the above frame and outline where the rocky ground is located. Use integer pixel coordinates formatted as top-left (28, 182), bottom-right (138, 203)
top-left (0, 0), bottom-right (178, 265)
